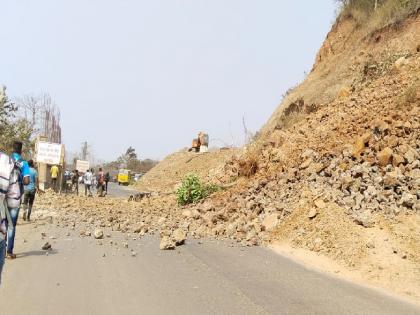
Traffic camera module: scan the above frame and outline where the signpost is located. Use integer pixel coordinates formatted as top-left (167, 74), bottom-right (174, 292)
top-left (75, 160), bottom-right (90, 173)
top-left (35, 140), bottom-right (65, 192)
top-left (36, 142), bottom-right (63, 165)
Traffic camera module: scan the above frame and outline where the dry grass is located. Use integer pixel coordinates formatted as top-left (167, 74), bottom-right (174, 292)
top-left (340, 0), bottom-right (420, 30)
top-left (237, 151), bottom-right (259, 178)
top-left (398, 80), bottom-right (420, 108)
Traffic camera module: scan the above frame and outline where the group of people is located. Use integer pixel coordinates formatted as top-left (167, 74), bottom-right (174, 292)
top-left (0, 141), bottom-right (114, 285)
top-left (0, 141), bottom-right (38, 285)
top-left (70, 168), bottom-right (110, 197)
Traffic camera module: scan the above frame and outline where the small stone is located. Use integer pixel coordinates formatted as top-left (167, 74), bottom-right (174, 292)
top-left (366, 241), bottom-right (375, 249)
top-left (94, 229), bottom-right (104, 239)
top-left (377, 147), bottom-right (393, 167)
top-left (400, 192), bottom-right (416, 208)
top-left (42, 242), bottom-right (52, 251)
top-left (308, 208), bottom-right (318, 219)
top-left (314, 199), bottom-right (326, 209)
top-left (395, 56), bottom-right (409, 69)
top-left (131, 251), bottom-right (137, 257)
top-left (159, 236), bottom-right (176, 250)
top-left (262, 213), bottom-right (279, 232)
top-left (299, 158), bottom-right (312, 170)
top-left (182, 210), bottom-right (192, 218)
top-left (172, 228), bottom-right (187, 246)
top-left (404, 147), bottom-right (418, 164)
top-left (392, 154), bottom-right (405, 167)
top-left (353, 212), bottom-right (374, 228)
top-left (352, 133), bottom-right (371, 157)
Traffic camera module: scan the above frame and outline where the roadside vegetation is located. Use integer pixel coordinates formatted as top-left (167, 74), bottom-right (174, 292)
top-left (176, 173), bottom-right (220, 205)
top-left (337, 0), bottom-right (420, 30)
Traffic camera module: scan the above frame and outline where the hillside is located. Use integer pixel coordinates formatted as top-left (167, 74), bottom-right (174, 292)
top-left (143, 9), bottom-right (420, 300)
top-left (204, 9), bottom-right (420, 300)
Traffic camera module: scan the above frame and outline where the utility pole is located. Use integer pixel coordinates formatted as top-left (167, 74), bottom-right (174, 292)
top-left (81, 141), bottom-right (88, 160)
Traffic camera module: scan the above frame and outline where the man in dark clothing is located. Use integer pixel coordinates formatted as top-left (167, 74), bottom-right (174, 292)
top-left (104, 172), bottom-right (110, 193)
top-left (72, 170), bottom-right (79, 195)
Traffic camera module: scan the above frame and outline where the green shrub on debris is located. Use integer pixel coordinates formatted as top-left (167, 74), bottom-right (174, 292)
top-left (176, 174), bottom-right (220, 205)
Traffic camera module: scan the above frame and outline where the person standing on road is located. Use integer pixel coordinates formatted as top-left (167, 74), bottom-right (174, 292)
top-left (72, 169), bottom-right (79, 195)
top-left (22, 160), bottom-right (38, 221)
top-left (0, 151), bottom-right (15, 284)
top-left (105, 172), bottom-right (110, 193)
top-left (84, 169), bottom-right (93, 197)
top-left (50, 164), bottom-right (59, 192)
top-left (6, 141), bottom-right (30, 260)
top-left (97, 168), bottom-right (105, 197)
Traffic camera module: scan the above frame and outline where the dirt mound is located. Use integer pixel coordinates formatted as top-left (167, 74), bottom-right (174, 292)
top-left (136, 148), bottom-right (237, 193)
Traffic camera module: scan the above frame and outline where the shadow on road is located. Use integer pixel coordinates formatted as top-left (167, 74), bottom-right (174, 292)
top-left (17, 250), bottom-right (58, 258)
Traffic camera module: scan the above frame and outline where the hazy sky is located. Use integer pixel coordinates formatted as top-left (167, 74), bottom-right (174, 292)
top-left (1, 1), bottom-right (337, 161)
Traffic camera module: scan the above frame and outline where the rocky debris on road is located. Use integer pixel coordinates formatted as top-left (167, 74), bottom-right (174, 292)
top-left (159, 236), bottom-right (176, 250)
top-left (94, 229), bottom-right (104, 239)
top-left (42, 242), bottom-right (52, 251)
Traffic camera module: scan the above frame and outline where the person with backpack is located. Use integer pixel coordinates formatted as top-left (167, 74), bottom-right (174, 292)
top-left (0, 150), bottom-right (18, 283)
top-left (6, 141), bottom-right (30, 259)
top-left (22, 160), bottom-right (38, 221)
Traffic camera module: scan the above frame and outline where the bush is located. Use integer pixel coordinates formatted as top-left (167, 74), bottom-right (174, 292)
top-left (338, 0), bottom-right (420, 29)
top-left (176, 174), bottom-right (220, 205)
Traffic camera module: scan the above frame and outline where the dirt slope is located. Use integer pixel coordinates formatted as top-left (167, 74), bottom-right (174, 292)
top-left (136, 148), bottom-right (237, 193)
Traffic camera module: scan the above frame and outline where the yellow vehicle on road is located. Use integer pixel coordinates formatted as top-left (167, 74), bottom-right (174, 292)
top-left (117, 169), bottom-right (131, 185)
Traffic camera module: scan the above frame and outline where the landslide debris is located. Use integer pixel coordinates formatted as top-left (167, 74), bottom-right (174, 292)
top-left (35, 11), bottom-right (420, 302)
top-left (135, 148), bottom-right (237, 194)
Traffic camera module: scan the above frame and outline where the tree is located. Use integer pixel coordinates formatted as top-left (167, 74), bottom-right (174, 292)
top-left (14, 92), bottom-right (62, 144)
top-left (104, 147), bottom-right (158, 174)
top-left (0, 86), bottom-right (34, 154)
top-left (125, 146), bottom-right (137, 160)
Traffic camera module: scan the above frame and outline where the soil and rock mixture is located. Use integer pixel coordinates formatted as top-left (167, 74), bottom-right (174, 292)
top-left (36, 12), bottom-right (419, 303)
top-left (135, 148), bottom-right (238, 193)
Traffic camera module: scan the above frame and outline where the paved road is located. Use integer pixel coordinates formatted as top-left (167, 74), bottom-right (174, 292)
top-left (106, 182), bottom-right (140, 198)
top-left (1, 221), bottom-right (419, 315)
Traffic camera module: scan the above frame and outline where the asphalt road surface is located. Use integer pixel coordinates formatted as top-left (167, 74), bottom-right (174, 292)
top-left (1, 219), bottom-right (419, 315)
top-left (106, 182), bottom-right (140, 198)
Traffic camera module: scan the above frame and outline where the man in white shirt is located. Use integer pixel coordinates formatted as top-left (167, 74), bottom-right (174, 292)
top-left (83, 169), bottom-right (93, 197)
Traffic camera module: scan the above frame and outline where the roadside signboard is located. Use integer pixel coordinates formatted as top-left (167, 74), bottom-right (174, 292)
top-left (75, 160), bottom-right (90, 173)
top-left (36, 141), bottom-right (63, 165)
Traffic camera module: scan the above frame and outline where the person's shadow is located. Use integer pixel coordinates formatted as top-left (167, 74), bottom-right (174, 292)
top-left (17, 249), bottom-right (58, 258)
